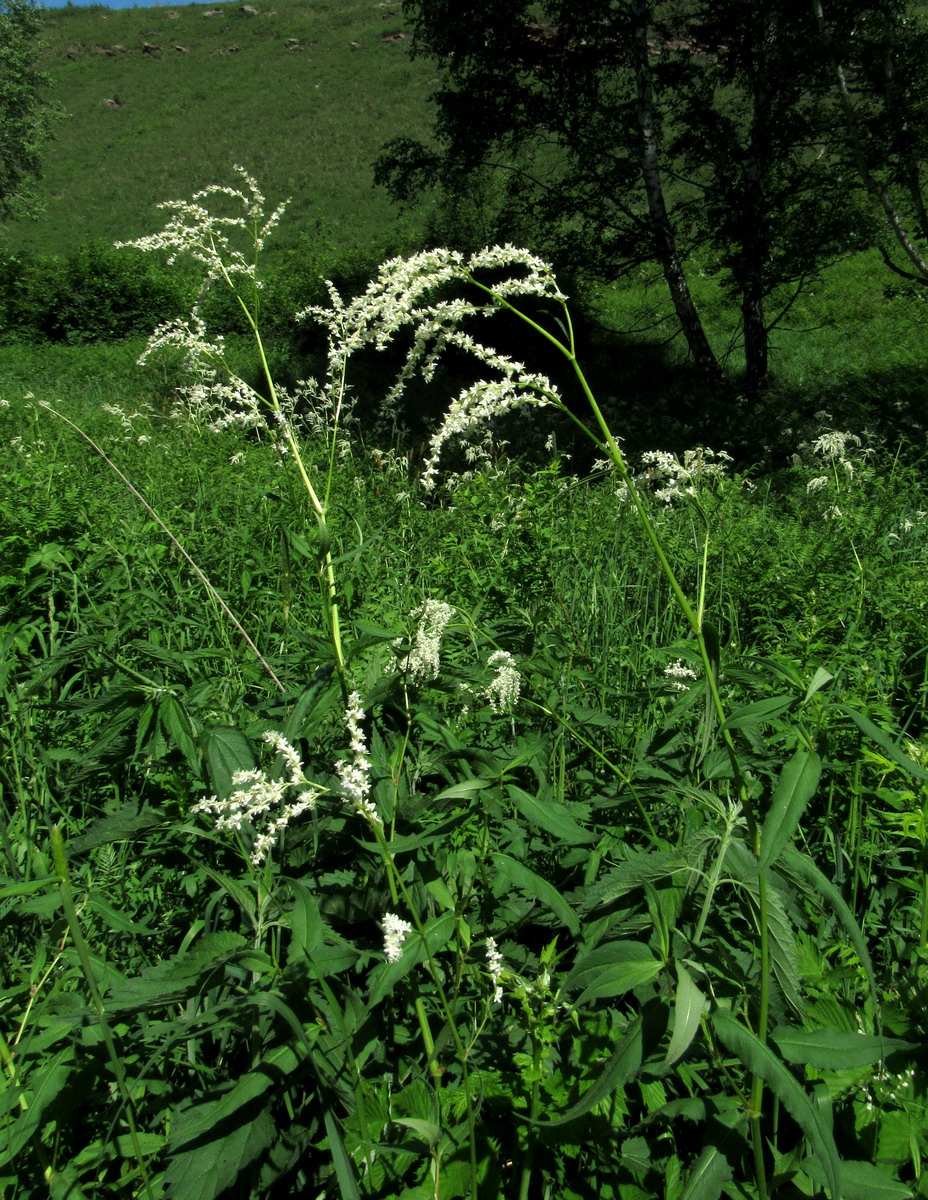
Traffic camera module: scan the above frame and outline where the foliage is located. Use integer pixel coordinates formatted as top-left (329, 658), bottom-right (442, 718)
top-left (2, 182), bottom-right (928, 1200)
top-left (0, 243), bottom-right (197, 344)
top-left (376, 0), bottom-right (923, 397)
top-left (0, 0), bottom-right (61, 221)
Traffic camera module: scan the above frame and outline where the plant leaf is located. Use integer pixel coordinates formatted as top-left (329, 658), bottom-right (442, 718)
top-left (507, 785), bottom-right (596, 845)
top-left (837, 705), bottom-right (928, 781)
top-left (803, 1157), bottom-right (913, 1200)
top-left (721, 694), bottom-right (796, 732)
top-left (677, 1107), bottom-right (745, 1200)
top-left (566, 941), bottom-right (663, 1004)
top-left (712, 1010), bottom-right (841, 1200)
top-left (661, 964), bottom-right (707, 1070)
top-left (533, 1015), bottom-right (643, 1127)
top-left (491, 853), bottom-right (580, 935)
top-left (203, 725), bottom-right (254, 799)
top-left (759, 750), bottom-right (822, 869)
top-left (804, 667), bottom-right (834, 702)
top-left (323, 1107), bottom-right (362, 1200)
top-left (780, 847), bottom-right (879, 1014)
top-left (164, 1100), bottom-right (275, 1200)
top-left (773, 1027), bottom-right (916, 1070)
top-left (104, 931), bottom-right (248, 1014)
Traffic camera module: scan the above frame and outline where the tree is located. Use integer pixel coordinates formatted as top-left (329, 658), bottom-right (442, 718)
top-left (0, 0), bottom-right (60, 222)
top-left (376, 0), bottom-right (891, 400)
top-left (813, 0), bottom-right (928, 286)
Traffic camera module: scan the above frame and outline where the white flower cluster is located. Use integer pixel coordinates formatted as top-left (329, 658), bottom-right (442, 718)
top-left (482, 650), bottom-right (521, 714)
top-left (102, 403), bottom-right (148, 437)
top-left (889, 511), bottom-right (928, 539)
top-left (382, 912), bottom-right (414, 963)
top-left (859, 1066), bottom-right (916, 1114)
top-left (117, 165), bottom-right (288, 285)
top-left (298, 245), bottom-right (566, 486)
top-left (335, 691), bottom-right (380, 826)
top-left (804, 429), bottom-right (863, 491)
top-left (391, 599), bottom-right (457, 683)
top-left (664, 659), bottom-right (697, 691)
top-left (192, 731), bottom-right (323, 865)
top-left (635, 447), bottom-right (733, 505)
top-left (794, 421), bottom-right (875, 494)
top-left (138, 313), bottom-right (268, 432)
top-left (485, 936), bottom-right (505, 1004)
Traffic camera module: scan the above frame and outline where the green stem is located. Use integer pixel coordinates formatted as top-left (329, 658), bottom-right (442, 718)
top-left (221, 256), bottom-right (350, 702)
top-left (517, 1037), bottom-right (542, 1200)
top-left (469, 274), bottom-right (777, 1194)
top-left (370, 820), bottom-right (479, 1199)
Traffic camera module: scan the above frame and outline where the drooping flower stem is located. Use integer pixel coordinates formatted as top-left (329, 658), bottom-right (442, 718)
top-left (465, 266), bottom-right (770, 1194)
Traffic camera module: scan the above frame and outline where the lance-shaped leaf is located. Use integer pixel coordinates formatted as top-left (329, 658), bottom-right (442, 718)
top-left (712, 1010), bottom-right (841, 1200)
top-left (773, 1027), bottom-right (916, 1070)
top-left (532, 1015), bottom-right (643, 1127)
top-left (677, 1107), bottom-right (746, 1200)
top-left (566, 941), bottom-right (663, 1005)
top-left (759, 750), bottom-right (821, 869)
top-left (491, 852), bottom-right (579, 935)
top-left (660, 964), bottom-right (707, 1070)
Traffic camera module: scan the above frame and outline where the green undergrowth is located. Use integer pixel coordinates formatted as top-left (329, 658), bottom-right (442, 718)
top-left (2, 363), bottom-right (928, 1197)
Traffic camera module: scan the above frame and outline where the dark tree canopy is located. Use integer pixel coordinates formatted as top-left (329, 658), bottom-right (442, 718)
top-left (0, 0), bottom-right (60, 222)
top-left (377, 0), bottom-right (927, 399)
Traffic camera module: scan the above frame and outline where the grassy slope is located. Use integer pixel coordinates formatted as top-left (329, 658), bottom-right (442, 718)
top-left (5, 0), bottom-right (926, 450)
top-left (8, 0), bottom-right (436, 254)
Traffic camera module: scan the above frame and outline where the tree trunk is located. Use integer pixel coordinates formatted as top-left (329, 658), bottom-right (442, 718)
top-left (740, 11), bottom-right (776, 398)
top-left (629, 0), bottom-right (728, 396)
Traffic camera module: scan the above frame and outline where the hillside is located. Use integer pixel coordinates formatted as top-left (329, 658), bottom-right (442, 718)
top-left (6, 0), bottom-right (436, 256)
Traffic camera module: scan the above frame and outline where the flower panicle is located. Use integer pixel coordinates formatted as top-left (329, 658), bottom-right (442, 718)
top-left (483, 650), bottom-right (521, 714)
top-left (335, 691), bottom-right (380, 826)
top-left (390, 599), bottom-right (456, 683)
top-left (192, 730), bottom-right (322, 865)
top-left (485, 936), bottom-right (505, 1004)
top-left (117, 166), bottom-right (289, 282)
top-left (382, 913), bottom-right (414, 963)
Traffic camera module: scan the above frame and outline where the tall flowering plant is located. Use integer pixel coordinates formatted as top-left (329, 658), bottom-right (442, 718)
top-left (110, 171), bottom-right (868, 1200)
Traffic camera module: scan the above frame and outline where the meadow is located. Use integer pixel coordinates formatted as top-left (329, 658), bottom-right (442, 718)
top-left (1, 167), bottom-right (928, 1200)
top-left (5, 0), bottom-right (435, 258)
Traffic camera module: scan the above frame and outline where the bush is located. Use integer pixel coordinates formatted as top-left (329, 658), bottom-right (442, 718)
top-left (0, 243), bottom-right (196, 343)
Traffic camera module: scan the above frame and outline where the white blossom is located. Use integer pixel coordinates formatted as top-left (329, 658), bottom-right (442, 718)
top-left (335, 691), bottom-right (380, 826)
top-left (117, 165), bottom-right (288, 285)
top-left (297, 244), bottom-right (566, 482)
top-left (391, 599), bottom-right (456, 683)
top-left (635, 447), bottom-right (732, 506)
top-left (383, 913), bottom-right (413, 963)
top-left (483, 650), bottom-right (521, 714)
top-left (485, 937), bottom-right (505, 1004)
top-left (664, 659), bottom-right (697, 691)
top-left (192, 733), bottom-right (323, 865)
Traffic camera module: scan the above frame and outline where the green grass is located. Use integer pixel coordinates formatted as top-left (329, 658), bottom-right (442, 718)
top-left (3, 342), bottom-right (928, 1197)
top-left (8, 0), bottom-right (436, 256)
